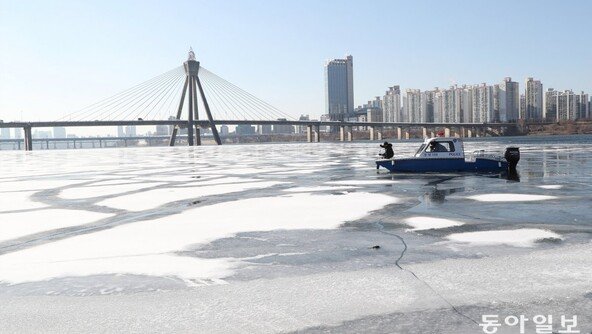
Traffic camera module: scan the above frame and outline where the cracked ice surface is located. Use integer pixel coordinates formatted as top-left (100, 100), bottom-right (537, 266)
top-left (1, 137), bottom-right (592, 333)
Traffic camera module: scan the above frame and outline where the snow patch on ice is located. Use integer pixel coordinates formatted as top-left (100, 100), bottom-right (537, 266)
top-left (467, 193), bottom-right (557, 202)
top-left (0, 192), bottom-right (398, 284)
top-left (538, 185), bottom-right (563, 190)
top-left (97, 181), bottom-right (286, 211)
top-left (447, 229), bottom-right (562, 247)
top-left (405, 216), bottom-right (464, 231)
top-left (0, 179), bottom-right (87, 192)
top-left (0, 191), bottom-right (48, 212)
top-left (0, 209), bottom-right (113, 243)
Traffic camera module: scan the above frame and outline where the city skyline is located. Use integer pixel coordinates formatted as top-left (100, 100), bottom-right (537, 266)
top-left (1, 0), bottom-right (592, 136)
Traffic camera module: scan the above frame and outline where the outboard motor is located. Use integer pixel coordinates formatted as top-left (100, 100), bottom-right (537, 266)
top-left (504, 147), bottom-right (520, 171)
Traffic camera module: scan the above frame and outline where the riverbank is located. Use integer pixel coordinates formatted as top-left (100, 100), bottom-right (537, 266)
top-left (525, 120), bottom-right (592, 136)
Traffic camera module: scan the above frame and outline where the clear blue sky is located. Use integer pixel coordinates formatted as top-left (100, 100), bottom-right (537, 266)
top-left (1, 0), bottom-right (591, 126)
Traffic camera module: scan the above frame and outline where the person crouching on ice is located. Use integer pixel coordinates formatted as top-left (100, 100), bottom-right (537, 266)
top-left (380, 141), bottom-right (394, 159)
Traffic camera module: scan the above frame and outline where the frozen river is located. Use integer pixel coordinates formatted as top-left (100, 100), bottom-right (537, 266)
top-left (0, 135), bottom-right (591, 333)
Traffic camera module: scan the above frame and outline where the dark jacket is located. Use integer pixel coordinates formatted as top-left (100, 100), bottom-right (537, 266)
top-left (380, 143), bottom-right (394, 159)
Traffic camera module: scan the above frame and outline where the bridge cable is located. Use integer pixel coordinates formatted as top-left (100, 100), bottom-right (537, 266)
top-left (107, 70), bottom-right (184, 121)
top-left (200, 71), bottom-right (265, 120)
top-left (200, 70), bottom-right (260, 120)
top-left (153, 75), bottom-right (186, 121)
top-left (134, 73), bottom-right (185, 121)
top-left (199, 77), bottom-right (239, 120)
top-left (206, 68), bottom-right (294, 120)
top-left (58, 66), bottom-right (183, 121)
top-left (57, 67), bottom-right (180, 121)
top-left (200, 67), bottom-right (294, 120)
top-left (86, 69), bottom-right (182, 121)
top-left (202, 69), bottom-right (281, 121)
top-left (200, 69), bottom-right (278, 120)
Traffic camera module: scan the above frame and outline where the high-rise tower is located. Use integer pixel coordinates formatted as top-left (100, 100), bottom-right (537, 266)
top-left (324, 55), bottom-right (354, 121)
top-left (525, 77), bottom-right (543, 120)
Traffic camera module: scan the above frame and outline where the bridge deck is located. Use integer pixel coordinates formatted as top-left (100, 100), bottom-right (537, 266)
top-left (0, 120), bottom-right (530, 129)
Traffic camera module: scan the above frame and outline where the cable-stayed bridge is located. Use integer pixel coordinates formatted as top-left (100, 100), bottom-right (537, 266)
top-left (0, 49), bottom-right (533, 150)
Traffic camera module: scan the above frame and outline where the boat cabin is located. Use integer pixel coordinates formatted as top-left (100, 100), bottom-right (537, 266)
top-left (414, 137), bottom-right (465, 159)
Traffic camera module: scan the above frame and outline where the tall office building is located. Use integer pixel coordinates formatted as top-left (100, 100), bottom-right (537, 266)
top-left (463, 86), bottom-right (474, 123)
top-left (220, 125), bottom-right (229, 136)
top-left (297, 114), bottom-right (310, 134)
top-left (13, 128), bottom-right (22, 139)
top-left (577, 92), bottom-right (589, 120)
top-left (432, 89), bottom-right (444, 123)
top-left (366, 108), bottom-right (383, 123)
top-left (403, 89), bottom-right (421, 122)
top-left (471, 84), bottom-right (493, 123)
top-left (493, 84), bottom-right (501, 122)
top-left (420, 91), bottom-right (435, 123)
top-left (442, 88), bottom-right (456, 123)
top-left (0, 123), bottom-right (10, 139)
top-left (324, 55), bottom-right (354, 121)
top-left (557, 90), bottom-right (578, 120)
top-left (431, 86), bottom-right (465, 123)
top-left (126, 125), bottom-right (137, 137)
top-left (53, 127), bottom-right (67, 138)
top-left (519, 94), bottom-right (526, 119)
top-left (525, 77), bottom-right (543, 120)
top-left (454, 85), bottom-right (473, 123)
top-left (117, 126), bottom-right (125, 137)
top-left (236, 124), bottom-right (255, 136)
top-left (155, 124), bottom-right (169, 136)
top-left (258, 124), bottom-right (272, 134)
top-left (273, 119), bottom-right (294, 134)
top-left (498, 77), bottom-right (520, 122)
top-left (383, 86), bottom-right (401, 122)
top-left (544, 89), bottom-right (589, 121)
top-left (545, 88), bottom-right (558, 120)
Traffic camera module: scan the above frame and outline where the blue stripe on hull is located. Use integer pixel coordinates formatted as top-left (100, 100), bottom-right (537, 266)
top-left (376, 158), bottom-right (508, 173)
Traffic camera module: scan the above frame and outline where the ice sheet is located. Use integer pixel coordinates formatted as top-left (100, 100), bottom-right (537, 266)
top-left (0, 209), bottom-right (113, 242)
top-left (2, 140), bottom-right (592, 332)
top-left (404, 216), bottom-right (464, 231)
top-left (0, 191), bottom-right (48, 212)
top-left (446, 228), bottom-right (562, 247)
top-left (0, 192), bottom-right (398, 283)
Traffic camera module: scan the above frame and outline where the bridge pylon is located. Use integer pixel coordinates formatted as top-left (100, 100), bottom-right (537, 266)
top-left (169, 48), bottom-right (222, 146)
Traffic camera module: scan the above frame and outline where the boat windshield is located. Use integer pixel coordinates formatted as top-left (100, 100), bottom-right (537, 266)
top-left (415, 144), bottom-right (426, 157)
